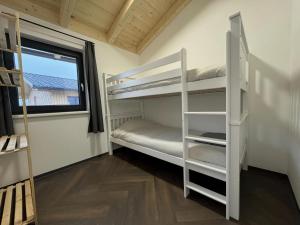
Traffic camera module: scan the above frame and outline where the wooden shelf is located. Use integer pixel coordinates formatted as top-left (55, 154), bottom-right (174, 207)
top-left (0, 83), bottom-right (20, 87)
top-left (0, 67), bottom-right (21, 87)
top-left (0, 134), bottom-right (28, 156)
top-left (0, 47), bottom-right (18, 53)
top-left (0, 180), bottom-right (35, 225)
top-left (0, 12), bottom-right (16, 20)
top-left (0, 67), bottom-right (21, 74)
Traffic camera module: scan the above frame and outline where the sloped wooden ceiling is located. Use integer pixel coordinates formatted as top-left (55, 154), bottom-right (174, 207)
top-left (0, 0), bottom-right (191, 53)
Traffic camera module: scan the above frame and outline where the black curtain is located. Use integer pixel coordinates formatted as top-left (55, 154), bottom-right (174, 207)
top-left (0, 50), bottom-right (15, 136)
top-left (85, 41), bottom-right (104, 133)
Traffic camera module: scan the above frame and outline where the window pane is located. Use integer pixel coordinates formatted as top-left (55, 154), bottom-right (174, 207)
top-left (14, 47), bottom-right (80, 106)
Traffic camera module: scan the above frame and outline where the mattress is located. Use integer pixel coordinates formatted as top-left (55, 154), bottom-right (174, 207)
top-left (111, 119), bottom-right (226, 167)
top-left (109, 65), bottom-right (226, 95)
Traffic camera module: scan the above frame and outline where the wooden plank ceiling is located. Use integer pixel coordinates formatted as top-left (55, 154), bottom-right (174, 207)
top-left (0, 0), bottom-right (191, 53)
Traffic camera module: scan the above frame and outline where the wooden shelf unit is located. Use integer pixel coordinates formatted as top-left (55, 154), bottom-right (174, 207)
top-left (0, 11), bottom-right (38, 224)
top-left (0, 180), bottom-right (35, 225)
top-left (0, 134), bottom-right (28, 156)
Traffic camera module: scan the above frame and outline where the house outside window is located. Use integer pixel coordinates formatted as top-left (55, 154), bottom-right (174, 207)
top-left (67, 96), bottom-right (79, 105)
top-left (22, 73), bottom-right (80, 106)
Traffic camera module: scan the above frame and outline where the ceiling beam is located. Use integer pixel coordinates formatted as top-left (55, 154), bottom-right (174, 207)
top-left (107, 0), bottom-right (140, 44)
top-left (60, 0), bottom-right (78, 27)
top-left (137, 0), bottom-right (191, 54)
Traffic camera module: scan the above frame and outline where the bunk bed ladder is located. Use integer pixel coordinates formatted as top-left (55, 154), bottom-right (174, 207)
top-left (181, 49), bottom-right (229, 219)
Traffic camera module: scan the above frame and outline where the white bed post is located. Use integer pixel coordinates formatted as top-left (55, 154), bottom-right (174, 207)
top-left (228, 13), bottom-right (242, 220)
top-left (180, 48), bottom-right (189, 198)
top-left (225, 31), bottom-right (231, 220)
top-left (242, 60), bottom-right (250, 171)
top-left (103, 73), bottom-right (113, 155)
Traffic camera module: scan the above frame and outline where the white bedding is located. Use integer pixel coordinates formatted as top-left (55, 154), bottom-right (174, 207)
top-left (109, 65), bottom-right (226, 95)
top-left (112, 119), bottom-right (226, 167)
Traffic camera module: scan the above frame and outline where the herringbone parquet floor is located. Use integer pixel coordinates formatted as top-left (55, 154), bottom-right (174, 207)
top-left (35, 148), bottom-right (300, 225)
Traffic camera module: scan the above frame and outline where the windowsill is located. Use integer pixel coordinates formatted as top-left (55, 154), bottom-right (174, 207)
top-left (13, 111), bottom-right (89, 119)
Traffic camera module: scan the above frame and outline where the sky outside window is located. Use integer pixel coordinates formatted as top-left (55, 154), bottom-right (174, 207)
top-left (14, 51), bottom-right (78, 79)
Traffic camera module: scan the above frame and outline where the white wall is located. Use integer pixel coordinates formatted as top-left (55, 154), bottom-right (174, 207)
top-left (0, 5), bottom-right (139, 187)
top-left (144, 92), bottom-right (226, 133)
top-left (288, 0), bottom-right (300, 207)
top-left (140, 0), bottom-right (292, 174)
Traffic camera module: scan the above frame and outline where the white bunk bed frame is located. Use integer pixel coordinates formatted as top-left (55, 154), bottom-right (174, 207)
top-left (103, 12), bottom-right (249, 221)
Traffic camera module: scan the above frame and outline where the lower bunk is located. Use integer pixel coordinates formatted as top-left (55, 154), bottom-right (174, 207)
top-left (110, 119), bottom-right (227, 184)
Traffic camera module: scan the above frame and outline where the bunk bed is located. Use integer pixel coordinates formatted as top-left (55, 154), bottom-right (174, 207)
top-left (103, 12), bottom-right (249, 221)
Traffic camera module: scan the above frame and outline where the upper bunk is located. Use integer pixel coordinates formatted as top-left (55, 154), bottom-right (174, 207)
top-left (105, 51), bottom-right (229, 100)
top-left (104, 12), bottom-right (249, 101)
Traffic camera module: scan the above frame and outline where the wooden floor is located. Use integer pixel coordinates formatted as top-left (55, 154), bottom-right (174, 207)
top-left (35, 148), bottom-right (300, 225)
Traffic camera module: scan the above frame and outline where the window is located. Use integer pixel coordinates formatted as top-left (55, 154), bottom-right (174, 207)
top-left (10, 37), bottom-right (86, 114)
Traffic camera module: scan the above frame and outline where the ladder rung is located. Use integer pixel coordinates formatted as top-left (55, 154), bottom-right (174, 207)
top-left (186, 181), bottom-right (226, 205)
top-left (186, 159), bottom-right (226, 174)
top-left (184, 112), bottom-right (226, 115)
top-left (185, 135), bottom-right (226, 146)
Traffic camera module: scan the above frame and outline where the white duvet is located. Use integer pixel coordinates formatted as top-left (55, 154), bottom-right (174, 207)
top-left (112, 119), bottom-right (226, 167)
top-left (109, 65), bottom-right (225, 95)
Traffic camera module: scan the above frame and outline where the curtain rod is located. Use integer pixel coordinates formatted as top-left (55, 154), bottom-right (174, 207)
top-left (20, 18), bottom-right (92, 44)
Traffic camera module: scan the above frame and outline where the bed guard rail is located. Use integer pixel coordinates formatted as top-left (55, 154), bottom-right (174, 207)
top-left (105, 49), bottom-right (186, 92)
